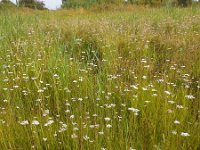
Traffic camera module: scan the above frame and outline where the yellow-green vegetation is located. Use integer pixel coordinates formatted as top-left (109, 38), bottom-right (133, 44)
top-left (0, 6), bottom-right (199, 149)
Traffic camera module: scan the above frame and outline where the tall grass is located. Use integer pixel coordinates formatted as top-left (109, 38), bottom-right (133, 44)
top-left (0, 6), bottom-right (199, 149)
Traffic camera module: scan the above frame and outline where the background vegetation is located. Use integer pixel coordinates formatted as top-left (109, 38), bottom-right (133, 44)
top-left (0, 3), bottom-right (199, 150)
top-left (1, 0), bottom-right (199, 10)
top-left (61, 0), bottom-right (196, 8)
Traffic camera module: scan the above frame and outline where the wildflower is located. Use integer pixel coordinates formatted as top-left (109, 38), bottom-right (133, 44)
top-left (176, 105), bottom-right (184, 109)
top-left (164, 91), bottom-right (172, 95)
top-left (180, 132), bottom-right (190, 137)
top-left (53, 74), bottom-right (59, 78)
top-left (58, 123), bottom-right (67, 132)
top-left (152, 94), bottom-right (158, 97)
top-left (58, 127), bottom-right (67, 133)
top-left (157, 79), bottom-right (164, 83)
top-left (20, 120), bottom-right (29, 125)
top-left (168, 100), bottom-right (175, 104)
top-left (89, 125), bottom-right (95, 128)
top-left (73, 80), bottom-right (77, 83)
top-left (83, 135), bottom-right (90, 141)
top-left (54, 132), bottom-right (57, 137)
top-left (130, 85), bottom-right (138, 90)
top-left (36, 99), bottom-right (42, 102)
top-left (13, 85), bottom-right (19, 89)
top-left (104, 117), bottom-right (111, 121)
top-left (3, 99), bottom-right (8, 102)
top-left (144, 65), bottom-right (150, 68)
top-left (43, 138), bottom-right (47, 141)
top-left (167, 109), bottom-right (173, 113)
top-left (43, 109), bottom-right (49, 116)
top-left (142, 76), bottom-right (147, 79)
top-left (98, 131), bottom-right (104, 135)
top-left (171, 130), bottom-right (177, 135)
top-left (142, 87), bottom-right (148, 91)
top-left (128, 108), bottom-right (140, 115)
top-left (92, 114), bottom-right (98, 117)
top-left (106, 124), bottom-right (112, 128)
top-left (174, 120), bottom-right (180, 124)
top-left (32, 120), bottom-right (40, 125)
top-left (78, 98), bottom-right (83, 101)
top-left (65, 109), bottom-right (70, 113)
top-left (71, 133), bottom-right (78, 139)
top-left (44, 120), bottom-right (54, 126)
top-left (70, 115), bottom-right (75, 119)
top-left (95, 124), bottom-right (100, 128)
top-left (38, 89), bottom-right (44, 93)
top-left (185, 95), bottom-right (195, 99)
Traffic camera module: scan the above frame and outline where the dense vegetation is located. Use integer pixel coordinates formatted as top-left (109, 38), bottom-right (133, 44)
top-left (61, 0), bottom-right (195, 8)
top-left (1, 0), bottom-right (199, 10)
top-left (0, 5), bottom-right (199, 150)
top-left (0, 0), bottom-right (45, 9)
top-left (18, 0), bottom-right (45, 9)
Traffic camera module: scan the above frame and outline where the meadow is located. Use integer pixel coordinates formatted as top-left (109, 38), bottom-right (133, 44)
top-left (0, 5), bottom-right (199, 149)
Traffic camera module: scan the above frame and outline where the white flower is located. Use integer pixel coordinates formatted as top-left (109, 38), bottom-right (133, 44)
top-left (171, 130), bottom-right (177, 135)
top-left (142, 76), bottom-right (147, 79)
top-left (71, 133), bottom-right (78, 139)
top-left (167, 109), bottom-right (173, 113)
top-left (98, 131), bottom-right (104, 135)
top-left (58, 123), bottom-right (67, 132)
top-left (70, 115), bottom-right (75, 119)
top-left (43, 138), bottom-right (47, 141)
top-left (83, 135), bottom-right (90, 141)
top-left (58, 127), bottom-right (67, 133)
top-left (89, 125), bottom-right (95, 128)
top-left (44, 120), bottom-right (54, 126)
top-left (152, 94), bottom-right (158, 97)
top-left (73, 127), bottom-right (79, 131)
top-left (53, 74), bottom-right (59, 78)
top-left (164, 91), bottom-right (172, 95)
top-left (142, 87), bottom-right (148, 91)
top-left (176, 105), bottom-right (184, 109)
top-left (20, 120), bottom-right (29, 125)
top-left (78, 98), bottom-right (83, 101)
top-left (157, 79), bottom-right (164, 83)
top-left (104, 117), bottom-right (111, 121)
top-left (185, 95), bottom-right (195, 99)
top-left (65, 109), bottom-right (70, 113)
top-left (128, 108), bottom-right (140, 115)
top-left (168, 100), bottom-right (175, 104)
top-left (38, 89), bottom-right (44, 93)
top-left (174, 120), bottom-right (180, 124)
top-left (130, 85), bottom-right (138, 90)
top-left (106, 124), bottom-right (112, 128)
top-left (32, 120), bottom-right (40, 125)
top-left (43, 109), bottom-right (49, 116)
top-left (92, 114), bottom-right (98, 117)
top-left (180, 132), bottom-right (190, 137)
top-left (54, 132), bottom-right (57, 137)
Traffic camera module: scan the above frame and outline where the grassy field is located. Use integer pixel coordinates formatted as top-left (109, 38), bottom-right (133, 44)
top-left (0, 5), bottom-right (199, 149)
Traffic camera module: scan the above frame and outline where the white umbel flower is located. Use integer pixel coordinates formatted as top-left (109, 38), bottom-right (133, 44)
top-left (32, 120), bottom-right (40, 125)
top-left (180, 132), bottom-right (190, 137)
top-left (20, 120), bottom-right (29, 125)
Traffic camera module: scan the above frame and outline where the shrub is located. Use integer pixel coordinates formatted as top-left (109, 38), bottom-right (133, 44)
top-left (19, 0), bottom-right (45, 9)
